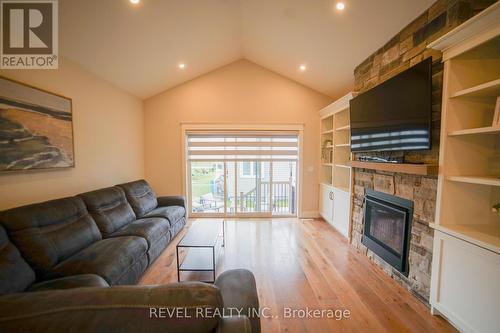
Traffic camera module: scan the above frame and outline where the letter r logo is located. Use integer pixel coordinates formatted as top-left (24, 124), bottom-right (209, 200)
top-left (2, 1), bottom-right (54, 54)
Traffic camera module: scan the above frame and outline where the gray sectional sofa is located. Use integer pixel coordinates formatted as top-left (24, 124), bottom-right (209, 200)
top-left (0, 180), bottom-right (260, 333)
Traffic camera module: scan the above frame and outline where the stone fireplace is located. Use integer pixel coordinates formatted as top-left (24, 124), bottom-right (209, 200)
top-left (351, 172), bottom-right (436, 303)
top-left (350, 0), bottom-right (494, 304)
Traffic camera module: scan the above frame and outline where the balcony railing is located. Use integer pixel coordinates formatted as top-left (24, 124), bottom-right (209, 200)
top-left (192, 180), bottom-right (296, 215)
top-left (238, 180), bottom-right (295, 215)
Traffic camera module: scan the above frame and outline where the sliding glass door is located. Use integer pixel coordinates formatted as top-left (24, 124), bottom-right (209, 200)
top-left (235, 161), bottom-right (270, 214)
top-left (190, 161), bottom-right (225, 214)
top-left (187, 132), bottom-right (298, 217)
top-left (271, 161), bottom-right (297, 215)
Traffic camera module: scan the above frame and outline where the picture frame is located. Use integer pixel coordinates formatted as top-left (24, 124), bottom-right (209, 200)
top-left (0, 76), bottom-right (75, 172)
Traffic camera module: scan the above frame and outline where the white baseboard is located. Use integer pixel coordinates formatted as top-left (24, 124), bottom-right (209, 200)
top-left (299, 210), bottom-right (319, 219)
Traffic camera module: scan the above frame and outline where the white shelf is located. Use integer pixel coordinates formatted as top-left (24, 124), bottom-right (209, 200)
top-left (322, 129), bottom-right (334, 134)
top-left (322, 163), bottom-right (334, 167)
top-left (335, 143), bottom-right (350, 147)
top-left (335, 125), bottom-right (350, 131)
top-left (447, 176), bottom-right (500, 186)
top-left (335, 164), bottom-right (350, 169)
top-left (452, 78), bottom-right (500, 98)
top-left (433, 224), bottom-right (500, 254)
top-left (449, 126), bottom-right (500, 136)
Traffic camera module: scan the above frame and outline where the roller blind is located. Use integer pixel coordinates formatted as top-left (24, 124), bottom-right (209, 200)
top-left (186, 131), bottom-right (299, 161)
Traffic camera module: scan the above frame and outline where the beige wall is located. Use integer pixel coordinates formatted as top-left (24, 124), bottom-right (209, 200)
top-left (0, 58), bottom-right (144, 210)
top-left (143, 59), bottom-right (332, 215)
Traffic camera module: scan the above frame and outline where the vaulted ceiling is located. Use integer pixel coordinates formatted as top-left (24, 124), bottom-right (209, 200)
top-left (60, 0), bottom-right (435, 99)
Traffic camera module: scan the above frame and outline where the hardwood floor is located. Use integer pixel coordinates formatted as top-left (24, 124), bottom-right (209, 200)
top-left (140, 218), bottom-right (456, 333)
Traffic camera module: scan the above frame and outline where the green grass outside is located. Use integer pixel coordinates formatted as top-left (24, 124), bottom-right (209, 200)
top-left (191, 167), bottom-right (216, 200)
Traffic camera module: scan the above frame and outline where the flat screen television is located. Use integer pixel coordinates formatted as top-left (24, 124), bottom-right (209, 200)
top-left (350, 58), bottom-right (432, 153)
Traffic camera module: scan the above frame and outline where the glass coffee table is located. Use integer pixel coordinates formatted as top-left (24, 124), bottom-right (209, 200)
top-left (176, 220), bottom-right (225, 283)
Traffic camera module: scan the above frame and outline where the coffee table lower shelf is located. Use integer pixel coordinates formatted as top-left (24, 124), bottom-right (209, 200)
top-left (177, 247), bottom-right (219, 283)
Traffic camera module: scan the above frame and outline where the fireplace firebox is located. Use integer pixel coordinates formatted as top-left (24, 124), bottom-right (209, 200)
top-left (362, 189), bottom-right (413, 276)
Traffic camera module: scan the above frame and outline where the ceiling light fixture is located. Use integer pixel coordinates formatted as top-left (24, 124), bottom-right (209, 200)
top-left (299, 64), bottom-right (307, 72)
top-left (178, 63), bottom-right (186, 69)
top-left (130, 0), bottom-right (140, 5)
top-left (336, 2), bottom-right (345, 11)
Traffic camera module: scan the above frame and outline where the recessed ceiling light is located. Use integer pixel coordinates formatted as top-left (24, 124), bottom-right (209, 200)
top-left (336, 2), bottom-right (345, 11)
top-left (178, 63), bottom-right (186, 69)
top-left (299, 64), bottom-right (307, 72)
top-left (130, 0), bottom-right (140, 4)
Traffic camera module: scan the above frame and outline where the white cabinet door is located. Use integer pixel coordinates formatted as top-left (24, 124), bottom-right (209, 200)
top-left (430, 231), bottom-right (500, 333)
top-left (332, 188), bottom-right (350, 238)
top-left (319, 184), bottom-right (334, 223)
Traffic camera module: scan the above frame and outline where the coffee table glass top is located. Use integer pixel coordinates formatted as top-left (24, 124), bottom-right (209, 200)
top-left (177, 220), bottom-right (223, 247)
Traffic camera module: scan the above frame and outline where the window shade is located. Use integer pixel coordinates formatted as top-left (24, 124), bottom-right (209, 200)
top-left (187, 131), bottom-right (299, 161)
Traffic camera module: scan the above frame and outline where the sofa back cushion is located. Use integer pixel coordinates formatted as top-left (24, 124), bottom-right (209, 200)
top-left (0, 225), bottom-right (36, 294)
top-left (0, 197), bottom-right (101, 278)
top-left (79, 187), bottom-right (136, 237)
top-left (118, 180), bottom-right (158, 218)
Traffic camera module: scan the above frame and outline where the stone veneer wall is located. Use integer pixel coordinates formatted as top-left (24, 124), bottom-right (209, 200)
top-left (350, 0), bottom-right (496, 304)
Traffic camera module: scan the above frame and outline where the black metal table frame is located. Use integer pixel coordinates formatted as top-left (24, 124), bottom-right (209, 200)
top-left (176, 221), bottom-right (225, 283)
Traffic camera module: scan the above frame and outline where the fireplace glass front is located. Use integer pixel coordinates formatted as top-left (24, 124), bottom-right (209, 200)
top-left (362, 189), bottom-right (413, 275)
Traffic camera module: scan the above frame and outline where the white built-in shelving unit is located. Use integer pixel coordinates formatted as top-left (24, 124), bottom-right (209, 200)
top-left (427, 3), bottom-right (500, 332)
top-left (318, 92), bottom-right (354, 239)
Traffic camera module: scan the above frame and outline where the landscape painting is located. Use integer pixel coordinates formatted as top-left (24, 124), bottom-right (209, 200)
top-left (0, 77), bottom-right (74, 171)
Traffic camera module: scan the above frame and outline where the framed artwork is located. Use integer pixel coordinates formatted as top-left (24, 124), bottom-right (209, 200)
top-left (493, 96), bottom-right (500, 127)
top-left (0, 76), bottom-right (74, 172)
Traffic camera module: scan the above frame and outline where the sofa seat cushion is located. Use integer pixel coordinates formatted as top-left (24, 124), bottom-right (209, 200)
top-left (169, 217), bottom-right (186, 239)
top-left (143, 206), bottom-right (185, 227)
top-left (29, 274), bottom-right (109, 292)
top-left (111, 217), bottom-right (170, 248)
top-left (50, 237), bottom-right (147, 285)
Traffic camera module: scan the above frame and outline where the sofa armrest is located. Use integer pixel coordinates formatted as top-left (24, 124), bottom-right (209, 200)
top-left (217, 316), bottom-right (252, 333)
top-left (157, 196), bottom-right (186, 209)
top-left (0, 282), bottom-right (222, 333)
top-left (215, 269), bottom-right (261, 333)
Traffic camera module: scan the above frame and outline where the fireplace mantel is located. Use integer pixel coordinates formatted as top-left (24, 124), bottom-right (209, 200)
top-left (349, 161), bottom-right (438, 176)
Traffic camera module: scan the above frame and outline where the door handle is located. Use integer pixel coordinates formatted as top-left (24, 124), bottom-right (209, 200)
top-left (329, 191), bottom-right (334, 200)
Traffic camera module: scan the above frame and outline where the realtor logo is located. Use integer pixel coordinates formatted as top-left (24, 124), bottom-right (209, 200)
top-left (1, 0), bottom-right (58, 69)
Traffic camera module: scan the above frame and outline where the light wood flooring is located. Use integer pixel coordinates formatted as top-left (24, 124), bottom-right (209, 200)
top-left (139, 218), bottom-right (456, 333)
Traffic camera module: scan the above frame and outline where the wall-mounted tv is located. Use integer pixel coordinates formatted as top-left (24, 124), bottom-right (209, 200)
top-left (350, 58), bottom-right (432, 153)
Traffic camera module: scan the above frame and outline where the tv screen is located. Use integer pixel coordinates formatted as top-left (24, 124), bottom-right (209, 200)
top-left (350, 58), bottom-right (432, 153)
